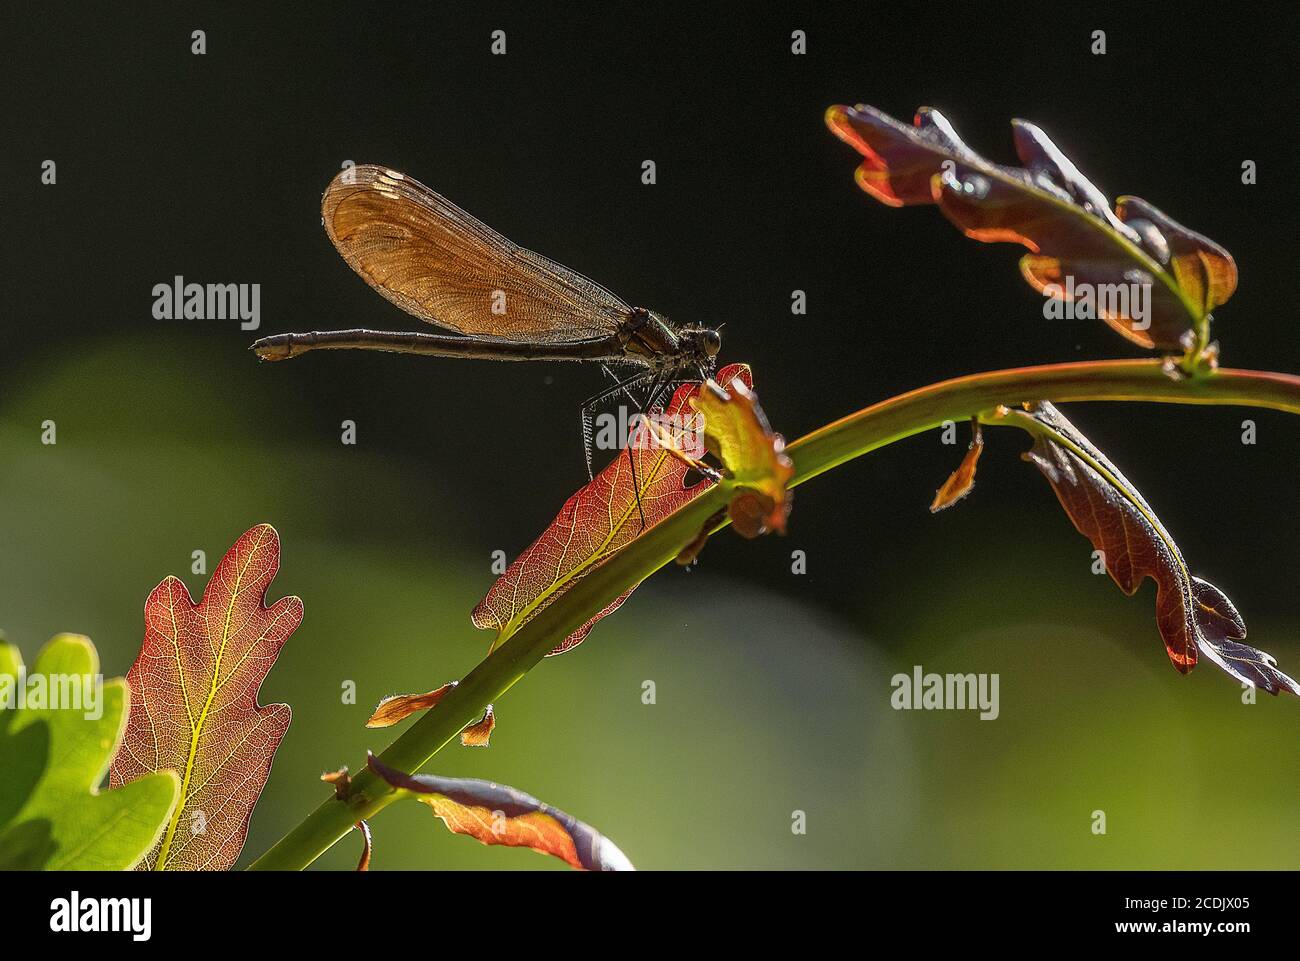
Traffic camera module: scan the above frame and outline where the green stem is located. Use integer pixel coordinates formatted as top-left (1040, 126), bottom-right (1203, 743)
top-left (247, 358), bottom-right (1300, 870)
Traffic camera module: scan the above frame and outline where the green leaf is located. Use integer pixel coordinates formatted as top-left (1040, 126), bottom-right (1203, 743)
top-left (0, 634), bottom-right (180, 870)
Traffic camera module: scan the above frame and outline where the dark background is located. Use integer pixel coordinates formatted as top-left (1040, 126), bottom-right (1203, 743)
top-left (4, 3), bottom-right (1299, 869)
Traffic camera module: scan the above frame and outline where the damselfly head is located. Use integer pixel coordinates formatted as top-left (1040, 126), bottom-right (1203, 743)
top-left (679, 325), bottom-right (722, 361)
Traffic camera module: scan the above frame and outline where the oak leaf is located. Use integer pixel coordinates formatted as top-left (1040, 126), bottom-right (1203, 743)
top-left (472, 363), bottom-right (752, 656)
top-left (372, 368), bottom-right (792, 730)
top-left (0, 634), bottom-right (179, 870)
top-left (367, 753), bottom-right (633, 871)
top-left (826, 104), bottom-right (1236, 351)
top-left (1004, 403), bottom-right (1299, 693)
top-left (690, 376), bottom-right (794, 537)
top-left (108, 523), bottom-right (303, 870)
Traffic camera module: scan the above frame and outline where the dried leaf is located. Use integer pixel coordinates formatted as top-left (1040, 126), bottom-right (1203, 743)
top-left (366, 681), bottom-right (457, 728)
top-left (322, 768), bottom-right (371, 870)
top-left (1006, 403), bottom-right (1298, 694)
top-left (354, 820), bottom-right (372, 872)
top-left (365, 681), bottom-right (493, 746)
top-left (472, 363), bottom-right (751, 655)
top-left (367, 753), bottom-right (633, 871)
top-left (826, 104), bottom-right (1235, 350)
top-left (726, 487), bottom-right (794, 540)
top-left (459, 705), bottom-right (495, 747)
top-left (108, 523), bottom-right (303, 870)
top-left (930, 420), bottom-right (984, 512)
top-left (321, 766), bottom-right (352, 800)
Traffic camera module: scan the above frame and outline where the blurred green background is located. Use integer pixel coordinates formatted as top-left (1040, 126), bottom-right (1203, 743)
top-left (4, 4), bottom-right (1298, 869)
top-left (2, 338), bottom-right (1298, 870)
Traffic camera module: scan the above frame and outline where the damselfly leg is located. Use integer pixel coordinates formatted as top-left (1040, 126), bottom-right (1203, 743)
top-left (580, 368), bottom-right (655, 480)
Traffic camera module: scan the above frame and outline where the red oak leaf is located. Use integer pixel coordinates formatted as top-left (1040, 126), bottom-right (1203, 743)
top-left (368, 753), bottom-right (633, 871)
top-left (472, 363), bottom-right (752, 655)
top-left (108, 523), bottom-right (302, 870)
top-left (826, 104), bottom-right (1236, 351)
top-left (1008, 403), bottom-right (1299, 694)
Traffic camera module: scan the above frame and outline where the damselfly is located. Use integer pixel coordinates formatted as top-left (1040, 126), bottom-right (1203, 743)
top-left (252, 165), bottom-right (723, 476)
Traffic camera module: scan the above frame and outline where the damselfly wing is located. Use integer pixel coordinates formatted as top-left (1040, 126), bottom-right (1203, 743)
top-left (253, 165), bottom-right (720, 375)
